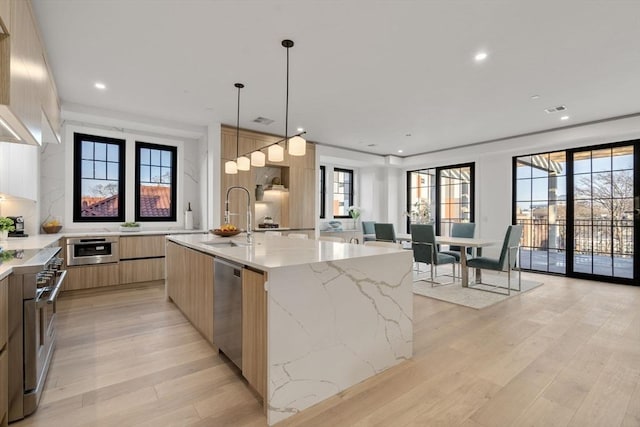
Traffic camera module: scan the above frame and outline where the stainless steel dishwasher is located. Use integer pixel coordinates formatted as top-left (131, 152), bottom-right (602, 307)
top-left (213, 257), bottom-right (243, 369)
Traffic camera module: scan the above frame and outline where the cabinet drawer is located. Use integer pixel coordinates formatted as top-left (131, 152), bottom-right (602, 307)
top-left (119, 258), bottom-right (165, 284)
top-left (0, 348), bottom-right (7, 427)
top-left (65, 264), bottom-right (119, 291)
top-left (119, 235), bottom-right (166, 259)
top-left (0, 277), bottom-right (7, 350)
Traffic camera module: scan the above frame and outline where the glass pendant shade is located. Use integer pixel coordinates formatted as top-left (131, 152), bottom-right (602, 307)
top-left (251, 150), bottom-right (266, 167)
top-left (237, 156), bottom-right (251, 171)
top-left (288, 135), bottom-right (306, 156)
top-left (225, 160), bottom-right (238, 174)
top-left (268, 144), bottom-right (284, 162)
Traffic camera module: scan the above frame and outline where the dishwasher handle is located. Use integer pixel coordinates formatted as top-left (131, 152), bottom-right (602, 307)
top-left (214, 257), bottom-right (244, 274)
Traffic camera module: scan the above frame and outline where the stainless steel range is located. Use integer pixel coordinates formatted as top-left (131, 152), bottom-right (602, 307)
top-left (6, 247), bottom-right (65, 422)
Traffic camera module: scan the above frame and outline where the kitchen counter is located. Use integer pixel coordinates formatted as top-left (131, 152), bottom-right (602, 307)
top-left (0, 229), bottom-right (205, 279)
top-left (167, 232), bottom-right (402, 271)
top-left (166, 232), bottom-right (413, 425)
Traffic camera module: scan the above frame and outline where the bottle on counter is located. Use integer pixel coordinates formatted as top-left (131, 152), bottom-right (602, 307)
top-left (185, 202), bottom-right (194, 230)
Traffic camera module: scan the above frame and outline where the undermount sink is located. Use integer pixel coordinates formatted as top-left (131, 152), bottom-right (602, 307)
top-left (201, 240), bottom-right (250, 248)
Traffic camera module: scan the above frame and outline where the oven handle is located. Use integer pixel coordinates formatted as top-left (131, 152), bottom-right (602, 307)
top-left (47, 270), bottom-right (66, 304)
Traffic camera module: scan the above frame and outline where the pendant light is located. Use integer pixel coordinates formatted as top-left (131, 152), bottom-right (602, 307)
top-left (251, 150), bottom-right (266, 167)
top-left (281, 39), bottom-right (306, 157)
top-left (268, 144), bottom-right (284, 162)
top-left (225, 83), bottom-right (245, 175)
top-left (234, 83), bottom-right (250, 171)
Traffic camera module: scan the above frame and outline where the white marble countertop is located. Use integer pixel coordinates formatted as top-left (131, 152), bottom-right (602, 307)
top-left (0, 229), bottom-right (206, 279)
top-left (167, 232), bottom-right (404, 271)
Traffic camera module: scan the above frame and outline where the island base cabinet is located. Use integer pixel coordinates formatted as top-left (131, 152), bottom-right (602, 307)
top-left (0, 277), bottom-right (7, 427)
top-left (242, 268), bottom-right (267, 401)
top-left (166, 242), bottom-right (214, 344)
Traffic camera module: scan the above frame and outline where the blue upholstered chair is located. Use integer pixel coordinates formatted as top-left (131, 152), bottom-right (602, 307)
top-left (411, 224), bottom-right (456, 285)
top-left (374, 223), bottom-right (396, 243)
top-left (466, 225), bottom-right (524, 295)
top-left (440, 222), bottom-right (476, 261)
top-left (362, 221), bottom-right (376, 242)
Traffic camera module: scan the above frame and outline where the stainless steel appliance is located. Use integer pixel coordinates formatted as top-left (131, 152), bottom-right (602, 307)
top-left (7, 247), bottom-right (66, 422)
top-left (7, 216), bottom-right (28, 237)
top-left (66, 236), bottom-right (119, 266)
top-left (213, 257), bottom-right (243, 369)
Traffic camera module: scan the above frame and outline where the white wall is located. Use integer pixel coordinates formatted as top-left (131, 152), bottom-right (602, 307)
top-left (40, 105), bottom-right (207, 231)
top-left (400, 114), bottom-right (640, 255)
top-left (316, 145), bottom-right (390, 231)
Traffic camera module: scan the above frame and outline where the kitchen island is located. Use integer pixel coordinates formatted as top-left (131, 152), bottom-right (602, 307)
top-left (166, 233), bottom-right (413, 425)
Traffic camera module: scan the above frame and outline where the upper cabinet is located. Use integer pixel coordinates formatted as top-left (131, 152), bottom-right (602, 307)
top-left (0, 0), bottom-right (60, 146)
top-left (220, 126), bottom-right (316, 230)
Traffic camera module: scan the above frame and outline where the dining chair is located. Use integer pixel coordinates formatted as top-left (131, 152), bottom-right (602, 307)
top-left (466, 224), bottom-right (523, 295)
top-left (440, 222), bottom-right (476, 278)
top-left (288, 233), bottom-right (308, 239)
top-left (319, 236), bottom-right (345, 243)
top-left (410, 224), bottom-right (456, 286)
top-left (361, 221), bottom-right (376, 242)
top-left (374, 223), bottom-right (396, 243)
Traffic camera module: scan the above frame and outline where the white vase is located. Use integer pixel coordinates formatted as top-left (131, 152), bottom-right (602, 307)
top-left (0, 230), bottom-right (8, 240)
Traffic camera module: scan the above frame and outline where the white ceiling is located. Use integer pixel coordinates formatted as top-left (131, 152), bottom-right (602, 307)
top-left (32, 0), bottom-right (640, 157)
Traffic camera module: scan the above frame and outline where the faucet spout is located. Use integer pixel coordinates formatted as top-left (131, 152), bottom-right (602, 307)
top-left (224, 186), bottom-right (252, 244)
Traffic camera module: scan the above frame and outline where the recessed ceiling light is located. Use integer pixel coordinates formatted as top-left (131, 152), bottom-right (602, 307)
top-left (560, 115), bottom-right (570, 121)
top-left (296, 127), bottom-right (304, 132)
top-left (398, 149), bottom-right (403, 153)
top-left (474, 52), bottom-right (488, 62)
top-left (94, 82), bottom-right (106, 90)
top-left (530, 95), bottom-right (540, 100)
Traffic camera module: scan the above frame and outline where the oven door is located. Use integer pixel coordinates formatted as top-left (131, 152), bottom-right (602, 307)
top-left (67, 238), bottom-right (119, 266)
top-left (23, 270), bottom-right (65, 416)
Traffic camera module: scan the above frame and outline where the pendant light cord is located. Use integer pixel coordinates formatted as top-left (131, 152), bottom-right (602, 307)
top-left (284, 44), bottom-right (290, 146)
top-left (236, 84), bottom-right (241, 158)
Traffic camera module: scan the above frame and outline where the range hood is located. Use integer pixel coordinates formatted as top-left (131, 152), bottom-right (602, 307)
top-left (0, 105), bottom-right (39, 145)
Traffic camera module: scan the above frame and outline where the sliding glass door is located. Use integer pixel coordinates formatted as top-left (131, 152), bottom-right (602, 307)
top-left (568, 143), bottom-right (638, 281)
top-left (514, 140), bottom-right (639, 285)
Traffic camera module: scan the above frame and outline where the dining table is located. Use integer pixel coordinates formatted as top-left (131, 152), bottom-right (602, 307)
top-left (397, 233), bottom-right (498, 287)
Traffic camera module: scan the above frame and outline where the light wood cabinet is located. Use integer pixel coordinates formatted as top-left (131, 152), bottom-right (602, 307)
top-left (220, 126), bottom-right (316, 231)
top-left (119, 258), bottom-right (164, 284)
top-left (0, 0), bottom-right (60, 147)
top-left (242, 268), bottom-right (267, 401)
top-left (64, 264), bottom-right (120, 291)
top-left (120, 235), bottom-right (166, 259)
top-left (0, 276), bottom-right (8, 427)
top-left (119, 235), bottom-right (166, 285)
top-left (0, 0), bottom-right (10, 34)
top-left (166, 242), bottom-right (214, 344)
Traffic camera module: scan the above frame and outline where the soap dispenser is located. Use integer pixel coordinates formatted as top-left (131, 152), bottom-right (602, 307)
top-left (185, 202), bottom-right (194, 230)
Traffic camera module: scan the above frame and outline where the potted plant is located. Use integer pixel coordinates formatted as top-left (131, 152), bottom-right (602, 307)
top-left (120, 221), bottom-right (141, 232)
top-left (0, 216), bottom-right (16, 240)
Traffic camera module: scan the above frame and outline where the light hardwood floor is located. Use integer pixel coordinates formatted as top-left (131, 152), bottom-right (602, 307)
top-left (13, 274), bottom-right (640, 427)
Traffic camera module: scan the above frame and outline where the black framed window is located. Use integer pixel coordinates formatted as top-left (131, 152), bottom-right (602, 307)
top-left (333, 168), bottom-right (354, 218)
top-left (319, 165), bottom-right (326, 219)
top-left (135, 141), bottom-right (177, 221)
top-left (406, 163), bottom-right (474, 235)
top-left (73, 133), bottom-right (125, 222)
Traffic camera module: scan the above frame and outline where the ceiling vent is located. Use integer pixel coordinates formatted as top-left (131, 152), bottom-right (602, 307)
top-left (253, 117), bottom-right (274, 125)
top-left (544, 105), bottom-right (567, 114)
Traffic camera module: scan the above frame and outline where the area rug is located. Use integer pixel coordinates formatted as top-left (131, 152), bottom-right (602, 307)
top-left (412, 272), bottom-right (544, 309)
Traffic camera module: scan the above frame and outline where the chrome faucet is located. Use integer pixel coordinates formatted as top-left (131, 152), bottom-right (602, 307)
top-left (224, 186), bottom-right (252, 244)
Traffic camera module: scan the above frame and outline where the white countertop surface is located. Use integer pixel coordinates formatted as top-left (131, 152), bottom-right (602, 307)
top-left (167, 232), bottom-right (404, 271)
top-left (0, 229), bottom-right (206, 279)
